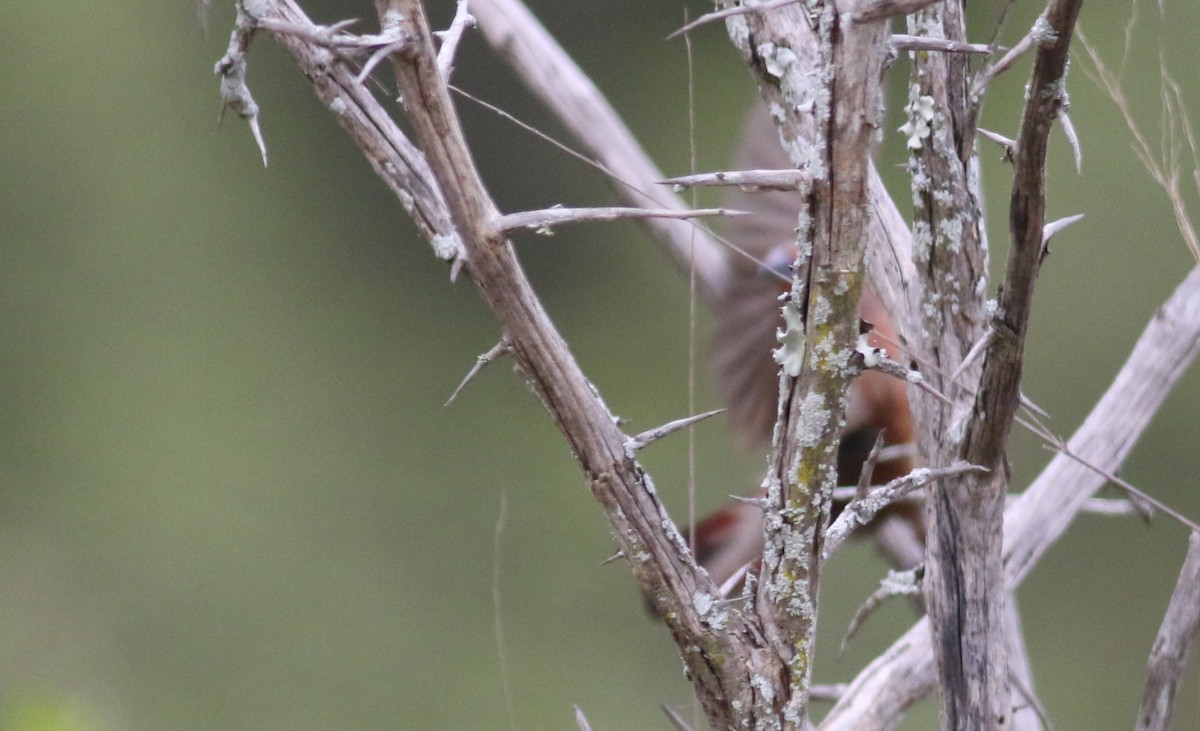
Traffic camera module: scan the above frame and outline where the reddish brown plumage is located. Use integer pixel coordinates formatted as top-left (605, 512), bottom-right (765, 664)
top-left (693, 104), bottom-right (923, 589)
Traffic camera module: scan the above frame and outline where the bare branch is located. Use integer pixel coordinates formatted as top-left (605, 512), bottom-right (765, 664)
top-left (871, 355), bottom-right (954, 406)
top-left (821, 266), bottom-right (1200, 730)
top-left (353, 3), bottom-right (781, 728)
top-left (660, 169), bottom-right (809, 192)
top-left (825, 463), bottom-right (987, 559)
top-left (1004, 596), bottom-right (1049, 731)
top-left (972, 28), bottom-right (1036, 98)
top-left (471, 0), bottom-right (730, 300)
top-left (496, 206), bottom-right (742, 234)
top-left (915, 2), bottom-right (1081, 724)
top-left (214, 6), bottom-right (268, 166)
top-left (854, 431), bottom-right (887, 499)
top-left (840, 567), bottom-right (923, 656)
top-left (721, 3), bottom-right (893, 721)
top-left (224, 3), bottom-right (466, 274)
top-left (435, 0), bottom-right (474, 81)
top-left (949, 328), bottom-right (995, 385)
top-left (891, 33), bottom-right (990, 55)
top-left (1136, 531), bottom-right (1200, 731)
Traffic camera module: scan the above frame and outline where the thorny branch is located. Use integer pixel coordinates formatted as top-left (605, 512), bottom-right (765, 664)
top-left (821, 264), bottom-right (1200, 730)
top-left (213, 0), bottom-right (1200, 729)
top-left (719, 3), bottom-right (894, 720)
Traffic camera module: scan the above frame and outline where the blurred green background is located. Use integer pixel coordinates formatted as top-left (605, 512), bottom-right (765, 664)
top-left (1, 1), bottom-right (1198, 729)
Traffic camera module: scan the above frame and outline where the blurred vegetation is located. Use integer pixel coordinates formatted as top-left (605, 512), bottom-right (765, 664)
top-left (0, 1), bottom-right (1197, 729)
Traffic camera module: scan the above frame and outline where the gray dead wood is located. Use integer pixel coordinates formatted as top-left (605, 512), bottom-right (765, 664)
top-left (470, 0), bottom-right (730, 301)
top-left (821, 265), bottom-right (1200, 730)
top-left (720, 4), bottom-right (892, 721)
top-left (1135, 531), bottom-right (1200, 731)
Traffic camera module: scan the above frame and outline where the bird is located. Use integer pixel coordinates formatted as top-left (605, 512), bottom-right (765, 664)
top-left (691, 102), bottom-right (924, 592)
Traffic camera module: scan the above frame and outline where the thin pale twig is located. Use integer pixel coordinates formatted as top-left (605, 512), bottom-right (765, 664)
top-left (435, 0), bottom-right (475, 81)
top-left (855, 431), bottom-right (887, 500)
top-left (493, 495), bottom-right (516, 731)
top-left (825, 462), bottom-right (987, 559)
top-left (839, 567), bottom-right (923, 656)
top-left (972, 29), bottom-right (1035, 98)
top-left (496, 206), bottom-right (743, 234)
top-left (666, 0), bottom-right (799, 40)
top-left (1009, 669), bottom-right (1055, 731)
top-left (660, 169), bottom-right (809, 191)
top-left (1081, 497), bottom-right (1141, 516)
top-left (873, 356), bottom-right (955, 406)
top-left (891, 34), bottom-right (991, 55)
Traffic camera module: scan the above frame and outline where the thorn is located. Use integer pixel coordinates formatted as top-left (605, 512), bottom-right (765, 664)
top-left (661, 704), bottom-right (697, 731)
top-left (448, 255), bottom-right (465, 283)
top-left (624, 408), bottom-right (725, 455)
top-left (728, 493), bottom-right (767, 508)
top-left (573, 705), bottom-right (594, 731)
top-left (444, 338), bottom-right (510, 406)
top-left (247, 114), bottom-right (268, 167)
top-left (718, 561), bottom-right (753, 599)
top-left (855, 431), bottom-right (888, 499)
top-left (949, 328), bottom-right (993, 385)
top-left (1018, 392), bottom-right (1050, 419)
top-left (978, 128), bottom-right (1015, 163)
top-left (356, 39), bottom-right (408, 85)
top-left (840, 566), bottom-right (923, 657)
top-left (1008, 670), bottom-right (1054, 731)
top-left (1058, 111), bottom-right (1082, 173)
top-left (326, 18), bottom-right (360, 34)
top-left (873, 357), bottom-right (954, 406)
top-left (1042, 213), bottom-right (1084, 243)
top-left (600, 550), bottom-right (625, 566)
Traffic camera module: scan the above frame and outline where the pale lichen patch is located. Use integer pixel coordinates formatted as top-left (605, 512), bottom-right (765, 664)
top-left (797, 392), bottom-right (830, 448)
top-left (773, 301), bottom-right (807, 377)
